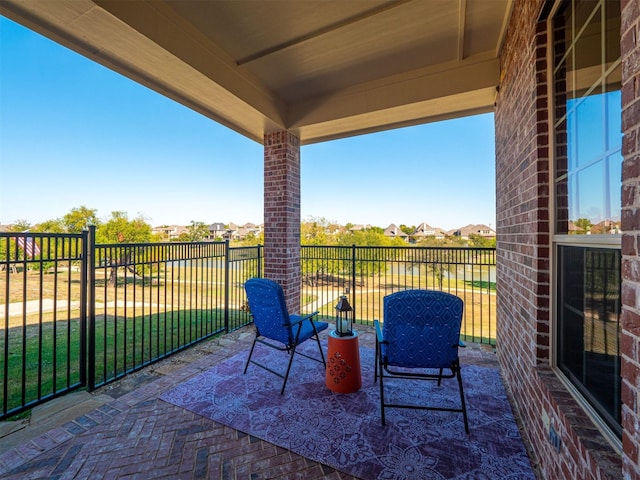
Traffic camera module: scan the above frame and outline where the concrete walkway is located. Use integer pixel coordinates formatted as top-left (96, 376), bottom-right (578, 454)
top-left (0, 299), bottom-right (81, 320)
top-left (303, 291), bottom-right (341, 313)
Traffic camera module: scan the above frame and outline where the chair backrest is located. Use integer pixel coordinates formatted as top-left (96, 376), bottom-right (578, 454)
top-left (383, 289), bottom-right (463, 369)
top-left (244, 278), bottom-right (293, 345)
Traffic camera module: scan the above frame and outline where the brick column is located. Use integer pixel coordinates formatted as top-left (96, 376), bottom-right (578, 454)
top-left (621, 1), bottom-right (640, 478)
top-left (263, 131), bottom-right (301, 314)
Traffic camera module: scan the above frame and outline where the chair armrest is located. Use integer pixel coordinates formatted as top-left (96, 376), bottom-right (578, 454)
top-left (288, 311), bottom-right (319, 327)
top-left (374, 319), bottom-right (384, 343)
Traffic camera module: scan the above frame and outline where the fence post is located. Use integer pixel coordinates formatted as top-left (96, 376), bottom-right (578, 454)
top-left (351, 244), bottom-right (357, 322)
top-left (224, 239), bottom-right (230, 333)
top-left (258, 244), bottom-right (262, 278)
top-left (86, 225), bottom-right (96, 391)
top-left (79, 230), bottom-right (88, 388)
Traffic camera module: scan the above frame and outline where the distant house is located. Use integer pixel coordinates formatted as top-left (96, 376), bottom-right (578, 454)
top-left (411, 222), bottom-right (445, 241)
top-left (383, 224), bottom-right (408, 241)
top-left (449, 224), bottom-right (496, 240)
top-left (591, 220), bottom-right (621, 235)
top-left (237, 223), bottom-right (263, 239)
top-left (235, 227), bottom-right (251, 239)
top-left (208, 222), bottom-right (227, 240)
top-left (152, 225), bottom-right (188, 240)
top-left (226, 223), bottom-right (239, 241)
top-left (567, 221), bottom-right (581, 233)
top-left (349, 224), bottom-right (371, 232)
top-left (206, 222), bottom-right (262, 241)
top-left (242, 222), bottom-right (261, 233)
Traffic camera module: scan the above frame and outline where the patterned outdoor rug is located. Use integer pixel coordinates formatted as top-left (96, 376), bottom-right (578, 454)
top-left (160, 343), bottom-right (535, 479)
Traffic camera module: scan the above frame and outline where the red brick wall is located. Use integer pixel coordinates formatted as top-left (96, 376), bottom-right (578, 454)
top-left (496, 1), bottom-right (624, 478)
top-left (621, 1), bottom-right (640, 478)
top-left (263, 131), bottom-right (301, 314)
top-left (495, 1), bottom-right (553, 473)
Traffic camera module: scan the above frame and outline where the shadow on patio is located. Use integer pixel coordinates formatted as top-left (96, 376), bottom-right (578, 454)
top-left (0, 325), bottom-right (537, 479)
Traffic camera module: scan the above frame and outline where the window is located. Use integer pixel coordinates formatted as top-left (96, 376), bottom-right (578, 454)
top-left (552, 0), bottom-right (622, 437)
top-left (557, 246), bottom-right (621, 432)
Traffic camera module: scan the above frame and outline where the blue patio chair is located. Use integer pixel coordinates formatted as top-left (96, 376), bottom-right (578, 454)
top-left (244, 278), bottom-right (328, 394)
top-left (374, 289), bottom-right (469, 432)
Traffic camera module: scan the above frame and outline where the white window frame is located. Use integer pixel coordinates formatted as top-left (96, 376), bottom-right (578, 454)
top-left (547, 0), bottom-right (622, 451)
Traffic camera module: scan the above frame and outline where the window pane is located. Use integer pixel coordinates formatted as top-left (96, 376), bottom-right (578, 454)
top-left (574, 95), bottom-right (605, 169)
top-left (604, 2), bottom-right (621, 68)
top-left (583, 249), bottom-right (621, 425)
top-left (574, 0), bottom-right (595, 40)
top-left (555, 0), bottom-right (621, 236)
top-left (573, 7), bottom-right (602, 99)
top-left (557, 246), bottom-right (621, 435)
top-left (606, 87), bottom-right (621, 149)
top-left (553, 0), bottom-right (622, 438)
top-left (568, 162), bottom-right (603, 225)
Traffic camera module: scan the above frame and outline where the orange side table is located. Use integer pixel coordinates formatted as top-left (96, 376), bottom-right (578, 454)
top-left (325, 330), bottom-right (362, 393)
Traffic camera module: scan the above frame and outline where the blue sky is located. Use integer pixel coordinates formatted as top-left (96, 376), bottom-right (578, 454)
top-left (0, 16), bottom-right (496, 232)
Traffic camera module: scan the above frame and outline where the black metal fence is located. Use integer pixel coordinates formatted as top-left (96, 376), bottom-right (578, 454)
top-left (0, 231), bottom-right (495, 420)
top-left (89, 240), bottom-right (257, 389)
top-left (0, 230), bottom-right (258, 419)
top-left (300, 245), bottom-right (496, 342)
top-left (1, 231), bottom-right (89, 420)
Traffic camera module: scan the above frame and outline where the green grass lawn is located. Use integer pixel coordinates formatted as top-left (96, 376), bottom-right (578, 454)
top-left (0, 307), bottom-right (250, 417)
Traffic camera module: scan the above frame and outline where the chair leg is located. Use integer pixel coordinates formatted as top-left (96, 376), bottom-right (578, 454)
top-left (374, 340), bottom-right (379, 382)
top-left (280, 347), bottom-right (297, 395)
top-left (456, 368), bottom-right (469, 433)
top-left (244, 337), bottom-right (258, 374)
top-left (313, 332), bottom-right (326, 367)
top-left (379, 354), bottom-right (386, 426)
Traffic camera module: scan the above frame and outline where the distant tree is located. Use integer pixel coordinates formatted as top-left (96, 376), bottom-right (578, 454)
top-left (151, 227), bottom-right (170, 242)
top-left (305, 216), bottom-right (329, 225)
top-left (8, 220), bottom-right (31, 232)
top-left (301, 220), bottom-right (334, 245)
top-left (573, 218), bottom-right (592, 234)
top-left (334, 229), bottom-right (401, 277)
top-left (327, 221), bottom-right (341, 233)
top-left (2, 221), bottom-right (30, 263)
top-left (63, 206), bottom-right (100, 233)
top-left (399, 224), bottom-right (415, 236)
top-left (7, 221), bottom-right (55, 267)
top-left (337, 229), bottom-right (393, 247)
top-left (239, 231), bottom-right (264, 246)
top-left (33, 219), bottom-right (65, 233)
top-left (417, 235), bottom-right (466, 247)
top-left (96, 211), bottom-right (152, 244)
top-left (468, 234), bottom-right (496, 248)
top-left (300, 220), bottom-right (337, 283)
top-left (185, 221), bottom-right (210, 242)
top-left (95, 212), bottom-right (153, 285)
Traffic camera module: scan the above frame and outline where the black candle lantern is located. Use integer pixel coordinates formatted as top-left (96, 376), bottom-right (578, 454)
top-left (335, 295), bottom-right (353, 337)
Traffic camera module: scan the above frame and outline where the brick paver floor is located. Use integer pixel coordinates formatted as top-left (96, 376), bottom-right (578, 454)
top-left (0, 325), bottom-right (503, 479)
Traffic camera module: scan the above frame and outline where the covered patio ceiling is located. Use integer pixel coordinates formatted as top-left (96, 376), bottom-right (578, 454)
top-left (1, 0), bottom-right (513, 145)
